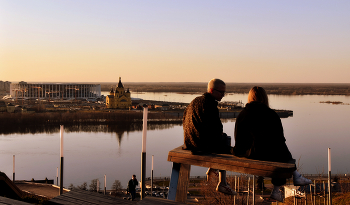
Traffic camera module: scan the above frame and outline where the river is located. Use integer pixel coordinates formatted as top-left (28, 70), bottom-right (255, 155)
top-left (1, 92), bottom-right (350, 189)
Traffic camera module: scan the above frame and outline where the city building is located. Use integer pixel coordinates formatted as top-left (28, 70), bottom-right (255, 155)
top-left (10, 81), bottom-right (101, 100)
top-left (0, 81), bottom-right (11, 95)
top-left (106, 77), bottom-right (131, 109)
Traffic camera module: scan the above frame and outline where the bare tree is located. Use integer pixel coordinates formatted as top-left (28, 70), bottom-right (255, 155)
top-left (89, 179), bottom-right (100, 192)
top-left (77, 182), bottom-right (88, 190)
top-left (112, 180), bottom-right (122, 192)
top-left (68, 183), bottom-right (75, 190)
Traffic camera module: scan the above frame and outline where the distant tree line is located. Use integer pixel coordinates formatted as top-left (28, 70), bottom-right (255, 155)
top-left (69, 179), bottom-right (122, 193)
top-left (101, 82), bottom-right (350, 96)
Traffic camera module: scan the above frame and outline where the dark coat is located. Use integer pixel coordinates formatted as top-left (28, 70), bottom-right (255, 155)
top-left (127, 178), bottom-right (138, 192)
top-left (233, 102), bottom-right (293, 163)
top-left (183, 93), bottom-right (230, 153)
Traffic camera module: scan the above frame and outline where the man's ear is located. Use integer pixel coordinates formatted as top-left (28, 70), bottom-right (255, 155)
top-left (208, 88), bottom-right (213, 94)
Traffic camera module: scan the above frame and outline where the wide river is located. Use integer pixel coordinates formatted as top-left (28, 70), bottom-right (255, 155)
top-left (1, 92), bottom-right (350, 189)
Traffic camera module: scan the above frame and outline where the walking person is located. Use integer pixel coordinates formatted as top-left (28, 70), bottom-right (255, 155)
top-left (127, 174), bottom-right (138, 201)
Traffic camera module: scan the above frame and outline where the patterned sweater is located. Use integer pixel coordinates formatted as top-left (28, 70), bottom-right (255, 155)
top-left (183, 92), bottom-right (229, 153)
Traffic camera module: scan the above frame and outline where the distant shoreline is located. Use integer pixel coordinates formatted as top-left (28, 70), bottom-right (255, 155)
top-left (100, 82), bottom-right (350, 96)
top-left (2, 82), bottom-right (349, 96)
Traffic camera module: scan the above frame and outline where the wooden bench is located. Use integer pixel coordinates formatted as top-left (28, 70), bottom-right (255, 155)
top-left (167, 146), bottom-right (296, 203)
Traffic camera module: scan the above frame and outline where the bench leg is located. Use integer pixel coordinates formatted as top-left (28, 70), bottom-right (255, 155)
top-left (168, 163), bottom-right (180, 201)
top-left (167, 162), bottom-right (191, 203)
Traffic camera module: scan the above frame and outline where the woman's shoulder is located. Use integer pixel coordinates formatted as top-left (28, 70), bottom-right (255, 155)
top-left (239, 102), bottom-right (278, 118)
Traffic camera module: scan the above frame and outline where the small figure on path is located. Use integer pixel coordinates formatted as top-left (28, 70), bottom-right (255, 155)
top-left (127, 174), bottom-right (138, 201)
top-left (183, 78), bottom-right (236, 195)
top-left (232, 86), bottom-right (312, 202)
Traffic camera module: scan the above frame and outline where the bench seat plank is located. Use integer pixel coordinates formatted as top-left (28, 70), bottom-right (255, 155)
top-left (168, 146), bottom-right (296, 178)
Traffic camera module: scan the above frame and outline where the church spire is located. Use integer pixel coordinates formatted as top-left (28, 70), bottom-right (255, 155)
top-left (117, 77), bottom-right (124, 88)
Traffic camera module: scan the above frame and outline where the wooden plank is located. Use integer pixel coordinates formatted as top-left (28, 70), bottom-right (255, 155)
top-left (168, 146), bottom-right (295, 178)
top-left (49, 197), bottom-right (81, 205)
top-left (48, 189), bottom-right (134, 205)
top-left (0, 196), bottom-right (31, 205)
top-left (175, 164), bottom-right (191, 203)
top-left (168, 150), bottom-right (295, 176)
top-left (56, 190), bottom-right (121, 204)
top-left (138, 197), bottom-right (187, 204)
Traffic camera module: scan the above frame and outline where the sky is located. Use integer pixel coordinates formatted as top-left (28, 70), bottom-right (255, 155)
top-left (1, 0), bottom-right (350, 83)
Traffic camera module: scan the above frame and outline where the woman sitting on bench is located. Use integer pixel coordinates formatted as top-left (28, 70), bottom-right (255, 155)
top-left (232, 86), bottom-right (312, 202)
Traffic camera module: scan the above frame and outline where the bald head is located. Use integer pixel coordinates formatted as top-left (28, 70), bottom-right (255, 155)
top-left (207, 78), bottom-right (226, 101)
top-left (207, 78), bottom-right (225, 92)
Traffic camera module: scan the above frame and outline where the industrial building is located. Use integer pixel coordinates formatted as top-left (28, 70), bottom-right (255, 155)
top-left (10, 81), bottom-right (101, 99)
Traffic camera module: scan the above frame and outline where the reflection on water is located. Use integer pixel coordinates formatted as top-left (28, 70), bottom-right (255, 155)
top-left (1, 122), bottom-right (182, 146)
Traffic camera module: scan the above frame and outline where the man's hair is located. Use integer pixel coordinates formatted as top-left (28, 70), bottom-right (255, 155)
top-left (247, 86), bottom-right (269, 107)
top-left (132, 175), bottom-right (136, 178)
top-left (207, 78), bottom-right (225, 92)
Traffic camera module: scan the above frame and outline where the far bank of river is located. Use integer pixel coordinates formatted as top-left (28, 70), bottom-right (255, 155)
top-left (0, 106), bottom-right (293, 135)
top-left (101, 82), bottom-right (350, 96)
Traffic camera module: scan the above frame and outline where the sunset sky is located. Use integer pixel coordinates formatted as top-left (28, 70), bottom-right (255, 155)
top-left (1, 1), bottom-right (350, 83)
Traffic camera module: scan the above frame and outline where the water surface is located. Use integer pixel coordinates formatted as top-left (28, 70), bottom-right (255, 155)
top-left (1, 92), bottom-right (350, 188)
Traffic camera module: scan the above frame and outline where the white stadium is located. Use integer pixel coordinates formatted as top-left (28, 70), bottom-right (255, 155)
top-left (10, 81), bottom-right (101, 100)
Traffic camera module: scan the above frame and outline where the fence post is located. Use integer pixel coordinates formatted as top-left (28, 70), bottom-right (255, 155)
top-left (13, 155), bottom-right (15, 182)
top-left (59, 125), bottom-right (64, 195)
top-left (328, 148), bottom-right (332, 205)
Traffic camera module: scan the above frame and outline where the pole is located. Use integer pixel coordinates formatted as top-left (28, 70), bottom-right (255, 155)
top-left (235, 175), bottom-right (237, 191)
top-left (104, 175), bottom-right (106, 195)
top-left (294, 190), bottom-right (296, 205)
top-left (310, 184), bottom-right (313, 205)
top-left (56, 167), bottom-right (58, 186)
top-left (252, 175), bottom-right (255, 205)
top-left (238, 176), bottom-right (240, 193)
top-left (97, 179), bottom-right (99, 193)
top-left (234, 175), bottom-right (237, 205)
top-left (328, 148), bottom-right (332, 205)
top-left (314, 180), bottom-right (316, 205)
top-left (151, 155), bottom-right (154, 195)
top-left (141, 152), bottom-right (146, 199)
top-left (247, 177), bottom-right (250, 205)
top-left (60, 125), bottom-right (64, 195)
top-left (13, 155), bottom-right (15, 182)
top-left (141, 106), bottom-right (148, 200)
top-left (323, 181), bottom-right (326, 205)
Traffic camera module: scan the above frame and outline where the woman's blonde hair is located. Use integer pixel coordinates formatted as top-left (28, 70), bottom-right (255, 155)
top-left (247, 86), bottom-right (269, 107)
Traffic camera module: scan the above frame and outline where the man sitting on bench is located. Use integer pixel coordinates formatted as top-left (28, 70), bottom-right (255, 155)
top-left (183, 78), bottom-right (236, 195)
